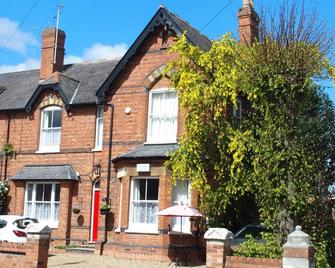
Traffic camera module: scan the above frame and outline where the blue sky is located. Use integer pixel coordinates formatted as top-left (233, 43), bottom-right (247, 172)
top-left (0, 0), bottom-right (334, 99)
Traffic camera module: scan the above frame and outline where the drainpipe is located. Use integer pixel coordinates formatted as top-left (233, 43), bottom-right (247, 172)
top-left (3, 114), bottom-right (11, 181)
top-left (100, 102), bottom-right (114, 255)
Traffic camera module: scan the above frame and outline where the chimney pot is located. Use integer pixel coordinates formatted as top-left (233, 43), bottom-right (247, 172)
top-left (39, 28), bottom-right (66, 81)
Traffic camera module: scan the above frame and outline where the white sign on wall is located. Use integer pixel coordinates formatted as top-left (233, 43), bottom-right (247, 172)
top-left (136, 163), bottom-right (150, 172)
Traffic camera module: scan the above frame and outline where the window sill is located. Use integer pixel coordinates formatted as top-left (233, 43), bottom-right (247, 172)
top-left (144, 141), bottom-right (177, 145)
top-left (125, 227), bottom-right (159, 235)
top-left (168, 230), bottom-right (192, 235)
top-left (114, 227), bottom-right (121, 233)
top-left (92, 147), bottom-right (102, 152)
top-left (35, 149), bottom-right (60, 154)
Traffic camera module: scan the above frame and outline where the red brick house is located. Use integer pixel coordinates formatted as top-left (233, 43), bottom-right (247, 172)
top-left (0, 2), bottom-right (258, 261)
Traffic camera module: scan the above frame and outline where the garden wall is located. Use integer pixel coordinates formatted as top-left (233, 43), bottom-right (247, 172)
top-left (0, 224), bottom-right (51, 268)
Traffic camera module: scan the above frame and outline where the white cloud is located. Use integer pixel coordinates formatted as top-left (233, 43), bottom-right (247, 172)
top-left (0, 42), bottom-right (128, 73)
top-left (83, 43), bottom-right (128, 61)
top-left (0, 58), bottom-right (39, 74)
top-left (64, 54), bottom-right (83, 64)
top-left (65, 43), bottom-right (128, 64)
top-left (0, 17), bottom-right (38, 53)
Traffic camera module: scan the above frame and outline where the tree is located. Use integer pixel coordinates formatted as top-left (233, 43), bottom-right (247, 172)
top-left (166, 2), bottom-right (335, 267)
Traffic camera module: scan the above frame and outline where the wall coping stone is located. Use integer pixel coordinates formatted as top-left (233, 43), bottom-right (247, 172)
top-left (26, 223), bottom-right (51, 235)
top-left (284, 226), bottom-right (312, 248)
top-left (204, 228), bottom-right (233, 241)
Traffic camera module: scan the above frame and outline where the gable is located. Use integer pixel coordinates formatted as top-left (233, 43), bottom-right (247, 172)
top-left (96, 6), bottom-right (211, 99)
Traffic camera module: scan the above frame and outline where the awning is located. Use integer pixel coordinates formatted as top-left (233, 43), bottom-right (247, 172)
top-left (11, 165), bottom-right (79, 181)
top-left (112, 144), bottom-right (179, 162)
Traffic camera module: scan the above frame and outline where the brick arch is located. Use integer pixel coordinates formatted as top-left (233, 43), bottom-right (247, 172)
top-left (39, 94), bottom-right (64, 110)
top-left (143, 64), bottom-right (172, 90)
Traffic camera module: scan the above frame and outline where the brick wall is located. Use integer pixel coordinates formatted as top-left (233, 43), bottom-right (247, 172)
top-left (0, 225), bottom-right (51, 268)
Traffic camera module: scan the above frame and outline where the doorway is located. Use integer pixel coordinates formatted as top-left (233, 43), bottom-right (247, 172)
top-left (90, 179), bottom-right (100, 241)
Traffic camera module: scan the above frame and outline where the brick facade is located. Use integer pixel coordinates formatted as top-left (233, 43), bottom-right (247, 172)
top-left (0, 21), bottom-right (201, 262)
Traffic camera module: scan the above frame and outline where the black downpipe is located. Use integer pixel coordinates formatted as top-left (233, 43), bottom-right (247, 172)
top-left (4, 114), bottom-right (11, 180)
top-left (100, 103), bottom-right (114, 255)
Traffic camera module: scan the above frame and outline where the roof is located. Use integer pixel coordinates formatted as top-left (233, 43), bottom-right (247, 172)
top-left (0, 60), bottom-right (118, 111)
top-left (96, 6), bottom-right (211, 98)
top-left (0, 6), bottom-right (211, 111)
top-left (113, 144), bottom-right (179, 162)
top-left (11, 165), bottom-right (79, 181)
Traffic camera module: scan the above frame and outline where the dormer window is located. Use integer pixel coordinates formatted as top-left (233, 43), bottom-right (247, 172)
top-left (94, 105), bottom-right (104, 150)
top-left (147, 88), bottom-right (178, 143)
top-left (39, 106), bottom-right (62, 152)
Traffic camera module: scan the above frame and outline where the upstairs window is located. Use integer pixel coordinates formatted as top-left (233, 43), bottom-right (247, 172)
top-left (39, 106), bottom-right (62, 152)
top-left (147, 88), bottom-right (178, 143)
top-left (94, 105), bottom-right (104, 150)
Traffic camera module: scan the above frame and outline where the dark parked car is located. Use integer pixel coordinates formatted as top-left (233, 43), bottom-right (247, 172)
top-left (232, 224), bottom-right (270, 246)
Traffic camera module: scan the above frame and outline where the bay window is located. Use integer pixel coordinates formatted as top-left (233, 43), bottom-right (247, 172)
top-left (39, 106), bottom-right (62, 152)
top-left (129, 177), bottom-right (159, 232)
top-left (147, 88), bottom-right (178, 143)
top-left (24, 182), bottom-right (60, 228)
top-left (94, 105), bottom-right (104, 150)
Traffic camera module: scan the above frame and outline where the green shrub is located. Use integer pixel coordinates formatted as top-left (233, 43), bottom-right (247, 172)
top-left (234, 233), bottom-right (282, 259)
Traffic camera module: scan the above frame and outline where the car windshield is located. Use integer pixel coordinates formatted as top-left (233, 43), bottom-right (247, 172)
top-left (13, 218), bottom-right (38, 229)
top-left (235, 225), bottom-right (268, 240)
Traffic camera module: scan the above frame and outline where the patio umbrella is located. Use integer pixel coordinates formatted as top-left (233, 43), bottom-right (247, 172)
top-left (157, 204), bottom-right (203, 234)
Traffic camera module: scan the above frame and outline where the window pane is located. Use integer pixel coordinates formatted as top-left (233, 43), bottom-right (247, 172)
top-left (53, 203), bottom-right (60, 221)
top-left (148, 90), bottom-right (177, 142)
top-left (52, 110), bottom-right (62, 128)
top-left (55, 184), bottom-right (60, 202)
top-left (97, 105), bottom-right (104, 118)
top-left (27, 184), bottom-right (33, 201)
top-left (24, 202), bottom-right (33, 218)
top-left (35, 184), bottom-right (44, 201)
top-left (44, 184), bottom-right (52, 201)
top-left (35, 203), bottom-right (51, 221)
top-left (147, 180), bottom-right (159, 200)
top-left (139, 180), bottom-right (146, 200)
top-left (42, 111), bottom-right (52, 129)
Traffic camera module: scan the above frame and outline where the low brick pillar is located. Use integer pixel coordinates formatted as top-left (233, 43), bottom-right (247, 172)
top-left (283, 225), bottom-right (314, 268)
top-left (26, 223), bottom-right (52, 268)
top-left (204, 228), bottom-right (233, 268)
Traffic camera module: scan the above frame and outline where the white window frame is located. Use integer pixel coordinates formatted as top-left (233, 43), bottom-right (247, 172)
top-left (93, 105), bottom-right (104, 151)
top-left (126, 177), bottom-right (159, 234)
top-left (232, 99), bottom-right (242, 119)
top-left (38, 106), bottom-right (62, 153)
top-left (171, 179), bottom-right (191, 233)
top-left (146, 88), bottom-right (178, 144)
top-left (24, 182), bottom-right (60, 228)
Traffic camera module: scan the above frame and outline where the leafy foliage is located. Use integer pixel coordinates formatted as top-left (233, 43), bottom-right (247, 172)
top-left (234, 233), bottom-right (283, 259)
top-left (166, 4), bottom-right (335, 266)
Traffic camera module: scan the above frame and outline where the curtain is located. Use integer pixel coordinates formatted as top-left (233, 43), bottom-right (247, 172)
top-left (149, 91), bottom-right (177, 141)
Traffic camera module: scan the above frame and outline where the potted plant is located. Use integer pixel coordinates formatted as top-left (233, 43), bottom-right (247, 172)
top-left (2, 143), bottom-right (15, 158)
top-left (100, 204), bottom-right (111, 215)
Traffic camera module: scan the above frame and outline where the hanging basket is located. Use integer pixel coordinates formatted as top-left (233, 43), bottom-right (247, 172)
top-left (72, 207), bottom-right (81, 214)
top-left (100, 207), bottom-right (110, 215)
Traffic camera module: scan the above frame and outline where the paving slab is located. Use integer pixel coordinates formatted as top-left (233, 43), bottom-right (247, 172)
top-left (48, 253), bottom-right (206, 268)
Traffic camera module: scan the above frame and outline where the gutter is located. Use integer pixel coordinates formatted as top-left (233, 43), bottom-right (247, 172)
top-left (100, 102), bottom-right (114, 255)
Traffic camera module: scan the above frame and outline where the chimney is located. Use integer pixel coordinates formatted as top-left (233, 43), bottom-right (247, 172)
top-left (238, 0), bottom-right (259, 45)
top-left (39, 28), bottom-right (66, 81)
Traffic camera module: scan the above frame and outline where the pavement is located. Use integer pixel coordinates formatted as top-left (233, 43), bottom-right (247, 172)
top-left (48, 253), bottom-right (206, 268)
